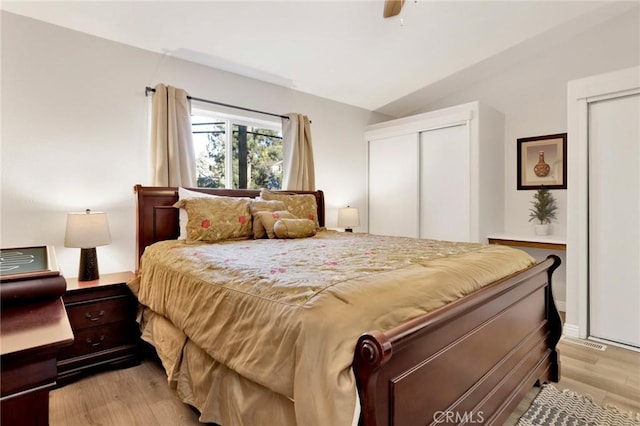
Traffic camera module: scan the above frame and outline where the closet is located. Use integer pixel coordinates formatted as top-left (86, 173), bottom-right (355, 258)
top-left (366, 101), bottom-right (504, 243)
top-left (588, 93), bottom-right (640, 348)
top-left (567, 66), bottom-right (640, 348)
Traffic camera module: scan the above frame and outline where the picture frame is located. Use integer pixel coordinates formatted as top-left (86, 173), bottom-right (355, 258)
top-left (517, 133), bottom-right (567, 190)
top-left (0, 245), bottom-right (60, 282)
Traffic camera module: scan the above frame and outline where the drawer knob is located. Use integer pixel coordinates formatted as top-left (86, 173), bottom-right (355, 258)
top-left (86, 335), bottom-right (105, 347)
top-left (85, 310), bottom-right (106, 321)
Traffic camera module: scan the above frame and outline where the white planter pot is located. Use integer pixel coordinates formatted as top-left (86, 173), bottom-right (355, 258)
top-left (534, 224), bottom-right (550, 236)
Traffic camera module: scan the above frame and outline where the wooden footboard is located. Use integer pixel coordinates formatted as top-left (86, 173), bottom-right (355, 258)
top-left (354, 255), bottom-right (562, 426)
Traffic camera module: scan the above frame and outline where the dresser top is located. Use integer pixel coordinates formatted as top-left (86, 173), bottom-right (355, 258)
top-left (1, 297), bottom-right (73, 356)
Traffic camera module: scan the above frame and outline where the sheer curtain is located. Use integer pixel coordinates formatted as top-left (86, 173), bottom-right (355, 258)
top-left (281, 113), bottom-right (315, 191)
top-left (150, 84), bottom-right (196, 187)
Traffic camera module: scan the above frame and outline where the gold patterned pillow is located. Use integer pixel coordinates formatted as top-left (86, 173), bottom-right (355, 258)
top-left (255, 210), bottom-right (295, 239)
top-left (273, 218), bottom-right (317, 239)
top-left (173, 197), bottom-right (251, 243)
top-left (177, 187), bottom-right (219, 240)
top-left (260, 189), bottom-right (319, 229)
top-left (250, 199), bottom-right (287, 239)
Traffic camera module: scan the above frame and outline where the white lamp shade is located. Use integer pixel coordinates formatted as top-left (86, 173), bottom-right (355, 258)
top-left (337, 207), bottom-right (360, 228)
top-left (64, 210), bottom-right (112, 248)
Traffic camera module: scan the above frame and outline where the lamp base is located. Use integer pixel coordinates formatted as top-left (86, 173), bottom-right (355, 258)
top-left (78, 248), bottom-right (100, 281)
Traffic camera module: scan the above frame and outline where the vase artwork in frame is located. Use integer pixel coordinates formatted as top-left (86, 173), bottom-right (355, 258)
top-left (517, 133), bottom-right (567, 190)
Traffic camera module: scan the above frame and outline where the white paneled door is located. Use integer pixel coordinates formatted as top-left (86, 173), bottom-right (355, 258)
top-left (588, 93), bottom-right (640, 348)
top-left (368, 133), bottom-right (419, 237)
top-left (419, 124), bottom-right (470, 241)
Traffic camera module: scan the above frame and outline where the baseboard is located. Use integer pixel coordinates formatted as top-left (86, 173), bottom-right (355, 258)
top-left (556, 300), bottom-right (566, 312)
top-left (563, 323), bottom-right (580, 339)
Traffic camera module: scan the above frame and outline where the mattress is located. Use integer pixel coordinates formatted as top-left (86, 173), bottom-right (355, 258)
top-left (129, 230), bottom-right (535, 425)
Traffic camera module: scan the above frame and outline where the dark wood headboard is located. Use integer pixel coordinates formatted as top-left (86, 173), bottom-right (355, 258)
top-left (133, 185), bottom-right (325, 271)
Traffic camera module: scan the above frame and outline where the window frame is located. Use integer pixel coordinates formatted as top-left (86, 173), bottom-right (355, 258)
top-left (191, 105), bottom-right (283, 189)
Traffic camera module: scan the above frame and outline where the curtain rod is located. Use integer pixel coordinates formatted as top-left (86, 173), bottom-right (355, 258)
top-left (145, 86), bottom-right (289, 120)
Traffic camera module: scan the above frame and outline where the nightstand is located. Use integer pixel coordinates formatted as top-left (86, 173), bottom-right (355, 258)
top-left (57, 271), bottom-right (140, 385)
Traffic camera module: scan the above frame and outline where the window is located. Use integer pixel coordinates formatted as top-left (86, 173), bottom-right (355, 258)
top-left (192, 111), bottom-right (283, 189)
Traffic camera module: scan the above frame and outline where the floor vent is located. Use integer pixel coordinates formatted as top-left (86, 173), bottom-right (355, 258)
top-left (560, 336), bottom-right (607, 351)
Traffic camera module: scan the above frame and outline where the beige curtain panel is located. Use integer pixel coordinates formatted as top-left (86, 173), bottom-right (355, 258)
top-left (281, 113), bottom-right (315, 191)
top-left (150, 84), bottom-right (197, 187)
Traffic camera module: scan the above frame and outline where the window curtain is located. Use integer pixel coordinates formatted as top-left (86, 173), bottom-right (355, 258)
top-left (150, 83), bottom-right (197, 187)
top-left (281, 113), bottom-right (315, 191)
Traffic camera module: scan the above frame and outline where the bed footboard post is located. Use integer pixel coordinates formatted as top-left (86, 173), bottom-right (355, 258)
top-left (353, 331), bottom-right (393, 426)
top-left (546, 254), bottom-right (563, 382)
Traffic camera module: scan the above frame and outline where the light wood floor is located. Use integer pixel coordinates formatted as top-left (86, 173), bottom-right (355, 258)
top-left (505, 339), bottom-right (640, 425)
top-left (50, 340), bottom-right (640, 425)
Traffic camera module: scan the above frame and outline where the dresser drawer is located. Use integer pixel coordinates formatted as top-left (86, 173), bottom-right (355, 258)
top-left (65, 296), bottom-right (133, 330)
top-left (57, 322), bottom-right (138, 360)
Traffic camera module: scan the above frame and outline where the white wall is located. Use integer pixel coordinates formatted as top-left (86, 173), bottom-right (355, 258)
top-left (1, 11), bottom-right (389, 278)
top-left (405, 8), bottom-right (640, 310)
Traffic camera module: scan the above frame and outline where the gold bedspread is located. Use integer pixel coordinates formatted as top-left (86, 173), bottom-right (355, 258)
top-left (132, 231), bottom-right (535, 426)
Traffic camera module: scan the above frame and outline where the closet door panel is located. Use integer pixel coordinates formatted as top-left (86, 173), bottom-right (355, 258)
top-left (419, 124), bottom-right (470, 241)
top-left (588, 93), bottom-right (640, 347)
top-left (368, 134), bottom-right (419, 237)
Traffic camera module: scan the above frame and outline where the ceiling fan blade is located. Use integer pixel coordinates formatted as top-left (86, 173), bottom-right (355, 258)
top-left (383, 0), bottom-right (405, 18)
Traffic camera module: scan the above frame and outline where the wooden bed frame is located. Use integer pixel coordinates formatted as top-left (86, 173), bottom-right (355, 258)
top-left (133, 184), bottom-right (562, 426)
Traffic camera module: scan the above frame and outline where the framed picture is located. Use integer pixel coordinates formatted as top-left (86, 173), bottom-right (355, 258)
top-left (0, 245), bottom-right (60, 282)
top-left (517, 133), bottom-right (567, 190)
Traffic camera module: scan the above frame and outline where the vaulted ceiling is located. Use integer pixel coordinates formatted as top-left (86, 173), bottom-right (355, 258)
top-left (2, 1), bottom-right (635, 117)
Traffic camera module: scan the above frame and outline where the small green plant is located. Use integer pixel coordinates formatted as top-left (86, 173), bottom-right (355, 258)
top-left (528, 186), bottom-right (558, 225)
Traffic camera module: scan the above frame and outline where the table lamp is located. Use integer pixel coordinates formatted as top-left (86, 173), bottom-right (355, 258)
top-left (337, 206), bottom-right (359, 233)
top-left (64, 209), bottom-right (111, 281)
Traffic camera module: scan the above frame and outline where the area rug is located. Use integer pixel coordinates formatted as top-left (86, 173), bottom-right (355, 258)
top-left (517, 384), bottom-right (640, 426)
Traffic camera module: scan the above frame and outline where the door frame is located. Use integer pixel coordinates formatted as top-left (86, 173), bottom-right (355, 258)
top-left (566, 66), bottom-right (640, 340)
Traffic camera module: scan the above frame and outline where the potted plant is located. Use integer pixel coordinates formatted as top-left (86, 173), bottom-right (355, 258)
top-left (528, 186), bottom-right (558, 236)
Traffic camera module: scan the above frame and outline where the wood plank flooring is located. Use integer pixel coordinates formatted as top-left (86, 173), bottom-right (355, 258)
top-left (50, 339), bottom-right (640, 425)
top-left (50, 358), bottom-right (207, 426)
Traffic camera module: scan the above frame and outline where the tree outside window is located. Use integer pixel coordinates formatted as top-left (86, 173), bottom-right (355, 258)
top-left (192, 114), bottom-right (282, 190)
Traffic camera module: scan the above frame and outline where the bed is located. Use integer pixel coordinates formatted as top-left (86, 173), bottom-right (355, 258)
top-left (130, 184), bottom-right (562, 426)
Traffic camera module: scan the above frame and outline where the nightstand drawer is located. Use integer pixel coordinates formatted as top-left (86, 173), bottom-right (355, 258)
top-left (57, 272), bottom-right (140, 385)
top-left (65, 296), bottom-right (132, 330)
top-left (58, 322), bottom-right (137, 359)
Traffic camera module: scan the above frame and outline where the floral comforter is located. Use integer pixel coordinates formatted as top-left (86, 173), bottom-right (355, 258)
top-left (132, 230), bottom-right (535, 426)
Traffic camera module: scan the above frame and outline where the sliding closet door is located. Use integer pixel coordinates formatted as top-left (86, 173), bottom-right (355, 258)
top-left (368, 134), bottom-right (419, 237)
top-left (419, 124), bottom-right (470, 241)
top-left (588, 93), bottom-right (640, 347)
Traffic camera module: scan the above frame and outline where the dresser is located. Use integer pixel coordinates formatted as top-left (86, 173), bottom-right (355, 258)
top-left (1, 245), bottom-right (73, 425)
top-left (1, 298), bottom-right (73, 426)
top-left (57, 271), bottom-right (140, 385)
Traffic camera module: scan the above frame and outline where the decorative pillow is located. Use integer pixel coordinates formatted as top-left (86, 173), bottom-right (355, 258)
top-left (177, 187), bottom-right (219, 240)
top-left (273, 219), bottom-right (317, 239)
top-left (173, 196), bottom-right (251, 243)
top-left (254, 210), bottom-right (295, 239)
top-left (260, 189), bottom-right (319, 229)
top-left (250, 199), bottom-right (287, 239)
